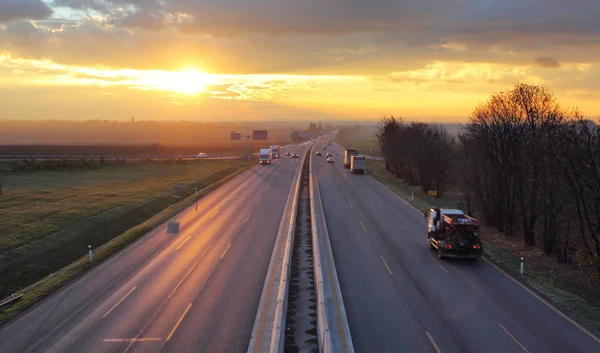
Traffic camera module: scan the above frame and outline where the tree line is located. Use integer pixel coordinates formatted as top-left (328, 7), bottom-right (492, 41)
top-left (375, 83), bottom-right (600, 272)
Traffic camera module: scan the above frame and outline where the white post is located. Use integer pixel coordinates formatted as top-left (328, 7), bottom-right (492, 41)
top-left (411, 192), bottom-right (414, 201)
top-left (89, 245), bottom-right (93, 263)
top-left (520, 257), bottom-right (524, 275)
top-left (195, 187), bottom-right (198, 199)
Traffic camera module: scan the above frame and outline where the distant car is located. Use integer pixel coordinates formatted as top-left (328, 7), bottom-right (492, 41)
top-left (327, 156), bottom-right (334, 163)
top-left (292, 152), bottom-right (299, 158)
top-left (316, 151), bottom-right (322, 156)
top-left (197, 152), bottom-right (208, 158)
top-left (323, 146), bottom-right (327, 149)
top-left (286, 152), bottom-right (292, 156)
top-left (326, 153), bottom-right (332, 158)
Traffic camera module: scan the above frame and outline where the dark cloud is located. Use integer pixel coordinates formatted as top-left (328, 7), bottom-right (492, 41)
top-left (534, 56), bottom-right (561, 68)
top-left (0, 0), bottom-right (53, 24)
top-left (1, 0), bottom-right (600, 74)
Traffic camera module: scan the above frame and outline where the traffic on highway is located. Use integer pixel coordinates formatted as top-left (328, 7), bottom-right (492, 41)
top-left (1, 135), bottom-right (599, 353)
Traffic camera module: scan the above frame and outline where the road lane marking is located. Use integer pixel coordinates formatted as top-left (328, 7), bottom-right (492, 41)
top-left (104, 338), bottom-right (161, 343)
top-left (373, 165), bottom-right (600, 346)
top-left (348, 201), bottom-right (353, 209)
top-left (220, 244), bottom-right (232, 259)
top-left (426, 331), bottom-right (442, 353)
top-left (336, 180), bottom-right (339, 185)
top-left (483, 258), bottom-right (600, 345)
top-left (381, 257), bottom-right (394, 276)
top-left (395, 220), bottom-right (404, 229)
top-left (341, 189), bottom-right (345, 194)
top-left (256, 196), bottom-right (263, 204)
top-left (210, 210), bottom-right (219, 219)
top-left (499, 323), bottom-right (530, 353)
top-left (377, 201), bottom-right (384, 209)
top-left (175, 236), bottom-right (191, 250)
top-left (166, 303), bottom-right (192, 342)
top-left (102, 286), bottom-right (137, 319)
top-left (360, 222), bottom-right (367, 233)
top-left (244, 214), bottom-right (251, 223)
top-left (428, 254), bottom-right (449, 273)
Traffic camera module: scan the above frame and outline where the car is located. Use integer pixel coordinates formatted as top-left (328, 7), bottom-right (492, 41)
top-left (197, 152), bottom-right (208, 158)
top-left (316, 151), bottom-right (322, 156)
top-left (326, 152), bottom-right (332, 158)
top-left (327, 156), bottom-right (334, 163)
top-left (292, 152), bottom-right (299, 158)
top-left (286, 152), bottom-right (292, 156)
top-left (323, 146), bottom-right (327, 149)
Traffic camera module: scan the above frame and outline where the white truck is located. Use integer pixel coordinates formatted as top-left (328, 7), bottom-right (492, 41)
top-left (259, 149), bottom-right (272, 165)
top-left (350, 155), bottom-right (366, 174)
top-left (269, 145), bottom-right (280, 159)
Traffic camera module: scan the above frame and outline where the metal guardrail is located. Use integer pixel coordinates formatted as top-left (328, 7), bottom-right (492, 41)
top-left (0, 294), bottom-right (23, 312)
top-left (310, 151), bottom-right (355, 353)
top-left (246, 147), bottom-right (310, 353)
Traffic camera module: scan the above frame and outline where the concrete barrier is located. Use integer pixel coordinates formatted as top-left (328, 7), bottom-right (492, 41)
top-left (309, 152), bottom-right (355, 353)
top-left (246, 148), bottom-right (309, 353)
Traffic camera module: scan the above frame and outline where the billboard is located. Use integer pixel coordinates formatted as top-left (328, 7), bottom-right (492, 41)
top-left (253, 130), bottom-right (268, 140)
top-left (231, 132), bottom-right (241, 140)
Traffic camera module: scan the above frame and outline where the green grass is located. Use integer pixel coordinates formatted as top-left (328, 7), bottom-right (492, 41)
top-left (0, 159), bottom-right (251, 301)
top-left (366, 159), bottom-right (600, 334)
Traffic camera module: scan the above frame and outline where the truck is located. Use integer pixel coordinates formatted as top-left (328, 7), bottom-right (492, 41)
top-left (350, 155), bottom-right (366, 174)
top-left (259, 149), bottom-right (272, 165)
top-left (426, 208), bottom-right (482, 260)
top-left (343, 149), bottom-right (358, 168)
top-left (269, 145), bottom-right (280, 159)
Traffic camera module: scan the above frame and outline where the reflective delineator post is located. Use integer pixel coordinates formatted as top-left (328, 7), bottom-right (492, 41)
top-left (520, 257), bottom-right (524, 275)
top-left (412, 192), bottom-right (414, 201)
top-left (89, 245), bottom-right (93, 263)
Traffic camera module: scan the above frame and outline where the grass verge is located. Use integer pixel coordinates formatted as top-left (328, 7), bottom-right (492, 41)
top-left (367, 159), bottom-right (600, 335)
top-left (0, 160), bottom-right (254, 326)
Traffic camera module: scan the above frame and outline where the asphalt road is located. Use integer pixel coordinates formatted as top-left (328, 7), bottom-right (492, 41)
top-left (0, 146), bottom-right (305, 353)
top-left (314, 144), bottom-right (600, 353)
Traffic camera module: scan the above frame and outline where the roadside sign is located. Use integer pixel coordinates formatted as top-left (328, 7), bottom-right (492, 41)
top-left (428, 190), bottom-right (438, 196)
top-left (253, 130), bottom-right (268, 140)
top-left (231, 132), bottom-right (241, 140)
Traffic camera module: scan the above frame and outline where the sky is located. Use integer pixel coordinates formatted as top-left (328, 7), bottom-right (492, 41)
top-left (1, 0), bottom-right (599, 122)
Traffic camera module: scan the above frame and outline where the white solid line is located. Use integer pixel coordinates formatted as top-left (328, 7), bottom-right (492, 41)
top-left (244, 214), bottom-right (251, 223)
top-left (426, 331), bottom-right (442, 353)
top-left (221, 244), bottom-right (232, 259)
top-left (102, 286), bottom-right (137, 319)
top-left (395, 220), bottom-right (404, 229)
top-left (103, 338), bottom-right (161, 343)
top-left (210, 210), bottom-right (220, 219)
top-left (175, 236), bottom-right (191, 251)
top-left (499, 323), bottom-right (530, 353)
top-left (428, 253), bottom-right (449, 273)
top-left (377, 201), bottom-right (384, 209)
top-left (166, 303), bottom-right (192, 342)
top-left (348, 202), bottom-right (353, 209)
top-left (360, 222), bottom-right (367, 233)
top-left (256, 196), bottom-right (263, 204)
top-left (380, 257), bottom-right (394, 276)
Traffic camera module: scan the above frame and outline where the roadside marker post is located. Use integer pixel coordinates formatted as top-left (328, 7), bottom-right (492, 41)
top-left (89, 245), bottom-right (93, 263)
top-left (412, 192), bottom-right (414, 201)
top-left (520, 257), bottom-right (524, 275)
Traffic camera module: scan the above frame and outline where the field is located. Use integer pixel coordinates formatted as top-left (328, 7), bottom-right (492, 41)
top-left (364, 159), bottom-right (600, 332)
top-left (0, 140), bottom-right (288, 158)
top-left (0, 158), bottom-right (250, 300)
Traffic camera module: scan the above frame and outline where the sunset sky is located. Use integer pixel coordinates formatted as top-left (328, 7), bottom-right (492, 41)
top-left (1, 0), bottom-right (599, 121)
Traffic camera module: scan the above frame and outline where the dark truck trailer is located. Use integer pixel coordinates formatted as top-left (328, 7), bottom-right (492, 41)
top-left (426, 208), bottom-right (482, 260)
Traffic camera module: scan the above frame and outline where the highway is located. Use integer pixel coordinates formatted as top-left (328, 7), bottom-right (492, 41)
top-left (314, 143), bottom-right (600, 353)
top-left (0, 146), bottom-right (306, 353)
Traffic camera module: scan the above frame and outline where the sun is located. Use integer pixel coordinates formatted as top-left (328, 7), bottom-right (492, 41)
top-left (142, 68), bottom-right (213, 95)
